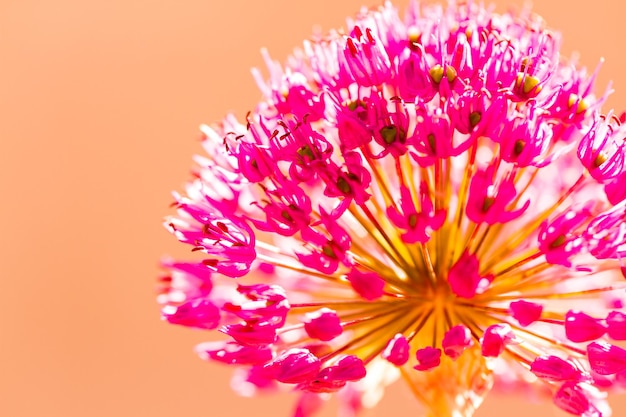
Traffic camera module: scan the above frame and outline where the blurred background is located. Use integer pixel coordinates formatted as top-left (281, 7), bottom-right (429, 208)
top-left (1, 0), bottom-right (625, 416)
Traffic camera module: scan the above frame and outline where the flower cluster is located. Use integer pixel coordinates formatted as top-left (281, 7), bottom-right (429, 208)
top-left (160, 2), bottom-right (626, 416)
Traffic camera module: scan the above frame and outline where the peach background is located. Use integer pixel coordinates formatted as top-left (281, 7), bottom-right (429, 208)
top-left (1, 0), bottom-right (625, 416)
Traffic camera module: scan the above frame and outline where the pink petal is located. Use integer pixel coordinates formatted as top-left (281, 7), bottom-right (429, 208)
top-left (324, 355), bottom-right (367, 381)
top-left (606, 311), bottom-right (626, 340)
top-left (161, 299), bottom-right (220, 329)
top-left (448, 250), bottom-right (482, 299)
top-left (304, 308), bottom-right (343, 342)
top-left (264, 349), bottom-right (321, 384)
top-left (530, 355), bottom-right (582, 382)
top-left (553, 382), bottom-right (598, 416)
top-left (346, 268), bottom-right (385, 301)
top-left (481, 323), bottom-right (515, 358)
top-left (587, 341), bottom-right (626, 375)
top-left (442, 325), bottom-right (473, 360)
top-left (414, 347), bottom-right (442, 371)
top-left (382, 334), bottom-right (410, 366)
top-left (565, 311), bottom-right (606, 343)
top-left (509, 300), bottom-right (543, 327)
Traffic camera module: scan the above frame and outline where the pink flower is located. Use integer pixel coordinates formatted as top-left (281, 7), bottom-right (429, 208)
top-left (509, 300), bottom-right (543, 327)
top-left (530, 355), bottom-right (584, 382)
top-left (382, 333), bottom-right (410, 366)
top-left (587, 341), bottom-right (626, 375)
top-left (442, 325), bottom-right (473, 360)
top-left (481, 323), bottom-right (516, 358)
top-left (565, 311), bottom-right (607, 343)
top-left (386, 182), bottom-right (446, 244)
top-left (413, 346), bottom-right (442, 371)
top-left (161, 2), bottom-right (626, 416)
top-left (263, 348), bottom-right (322, 384)
top-left (465, 163), bottom-right (529, 225)
top-left (345, 267), bottom-right (385, 301)
top-left (161, 299), bottom-right (220, 329)
top-left (304, 308), bottom-right (343, 342)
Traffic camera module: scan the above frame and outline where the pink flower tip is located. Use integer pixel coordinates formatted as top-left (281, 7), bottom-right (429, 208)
top-left (587, 341), bottom-right (626, 375)
top-left (414, 347), bottom-right (442, 371)
top-left (161, 299), bottom-right (220, 329)
top-left (509, 300), bottom-right (543, 327)
top-left (554, 382), bottom-right (601, 417)
top-left (442, 325), bottom-right (473, 360)
top-left (382, 333), bottom-right (410, 366)
top-left (481, 323), bottom-right (516, 358)
top-left (530, 355), bottom-right (583, 382)
top-left (304, 308), bottom-right (343, 341)
top-left (606, 311), bottom-right (626, 340)
top-left (345, 268), bottom-right (385, 300)
top-left (448, 250), bottom-right (492, 299)
top-left (263, 348), bottom-right (321, 384)
top-left (325, 355), bottom-right (367, 382)
top-left (565, 311), bottom-right (606, 343)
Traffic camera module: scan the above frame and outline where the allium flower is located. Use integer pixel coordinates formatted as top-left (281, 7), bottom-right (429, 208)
top-left (159, 2), bottom-right (626, 416)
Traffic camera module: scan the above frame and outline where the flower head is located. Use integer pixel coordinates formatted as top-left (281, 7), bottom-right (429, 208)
top-left (160, 2), bottom-right (626, 416)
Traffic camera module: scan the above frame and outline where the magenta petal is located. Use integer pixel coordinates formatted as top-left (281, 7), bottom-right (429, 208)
top-left (530, 355), bottom-right (582, 382)
top-left (414, 347), bottom-right (442, 371)
top-left (346, 268), bottom-right (385, 301)
top-left (304, 308), bottom-right (343, 342)
top-left (298, 375), bottom-right (347, 394)
top-left (161, 299), bottom-right (220, 329)
top-left (481, 324), bottom-right (515, 358)
top-left (606, 311), bottom-right (626, 340)
top-left (448, 250), bottom-right (482, 299)
top-left (264, 349), bottom-right (321, 384)
top-left (325, 355), bottom-right (367, 382)
top-left (382, 334), bottom-right (410, 366)
top-left (553, 382), bottom-right (596, 416)
top-left (234, 365), bottom-right (278, 393)
top-left (565, 311), bottom-right (607, 343)
top-left (220, 321), bottom-right (278, 347)
top-left (442, 325), bottom-right (473, 360)
top-left (509, 300), bottom-right (543, 327)
top-left (587, 341), bottom-right (626, 375)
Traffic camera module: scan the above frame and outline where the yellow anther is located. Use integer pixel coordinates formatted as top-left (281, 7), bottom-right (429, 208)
top-left (482, 196), bottom-right (496, 212)
top-left (469, 111), bottom-right (481, 128)
top-left (297, 145), bottom-right (315, 160)
top-left (429, 65), bottom-right (457, 84)
top-left (347, 100), bottom-right (365, 111)
top-left (408, 27), bottom-right (422, 46)
top-left (568, 94), bottom-right (589, 114)
top-left (427, 133), bottom-right (437, 152)
top-left (446, 66), bottom-right (457, 82)
top-left (322, 243), bottom-right (337, 258)
top-left (520, 57), bottom-right (533, 72)
top-left (281, 210), bottom-right (294, 222)
top-left (430, 65), bottom-right (444, 84)
top-left (515, 72), bottom-right (542, 95)
top-left (593, 151), bottom-right (608, 168)
top-left (549, 234), bottom-right (567, 249)
top-left (337, 177), bottom-right (351, 194)
top-left (380, 125), bottom-right (398, 144)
